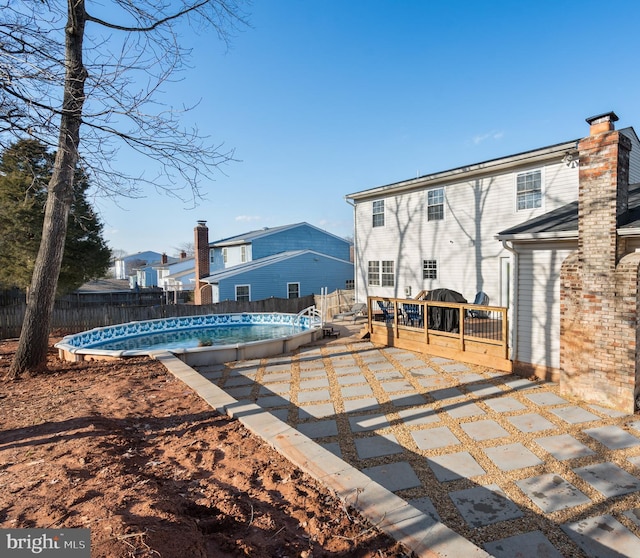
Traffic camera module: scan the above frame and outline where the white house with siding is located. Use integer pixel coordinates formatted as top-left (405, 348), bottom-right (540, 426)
top-left (346, 113), bottom-right (640, 380)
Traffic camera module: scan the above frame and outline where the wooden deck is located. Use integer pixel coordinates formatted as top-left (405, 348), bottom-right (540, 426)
top-left (367, 297), bottom-right (512, 372)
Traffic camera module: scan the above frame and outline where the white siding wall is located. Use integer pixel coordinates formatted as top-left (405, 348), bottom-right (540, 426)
top-left (224, 244), bottom-right (252, 267)
top-left (354, 158), bottom-right (579, 305)
top-left (514, 242), bottom-right (576, 370)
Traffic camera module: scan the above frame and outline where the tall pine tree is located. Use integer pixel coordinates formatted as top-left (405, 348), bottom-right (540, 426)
top-left (0, 140), bottom-right (111, 294)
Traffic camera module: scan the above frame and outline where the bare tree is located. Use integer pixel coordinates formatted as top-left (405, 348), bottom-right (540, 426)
top-left (2, 0), bottom-right (248, 377)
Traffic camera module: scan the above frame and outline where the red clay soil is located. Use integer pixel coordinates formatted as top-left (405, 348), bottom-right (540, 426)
top-left (0, 339), bottom-right (409, 557)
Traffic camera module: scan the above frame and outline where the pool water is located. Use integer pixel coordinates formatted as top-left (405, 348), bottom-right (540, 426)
top-left (92, 323), bottom-right (305, 351)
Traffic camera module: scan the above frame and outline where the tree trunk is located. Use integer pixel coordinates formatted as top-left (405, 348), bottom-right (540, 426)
top-left (8, 1), bottom-right (87, 378)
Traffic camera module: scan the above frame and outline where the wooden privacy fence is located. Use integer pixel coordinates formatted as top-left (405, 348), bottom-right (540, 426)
top-left (313, 289), bottom-right (355, 323)
top-left (367, 296), bottom-right (511, 372)
top-left (0, 295), bottom-right (315, 340)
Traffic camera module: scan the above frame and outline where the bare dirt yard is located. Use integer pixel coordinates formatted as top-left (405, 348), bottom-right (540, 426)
top-left (0, 338), bottom-right (408, 557)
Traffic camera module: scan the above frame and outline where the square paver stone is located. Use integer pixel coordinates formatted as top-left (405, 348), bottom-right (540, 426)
top-left (321, 442), bottom-right (342, 459)
top-left (427, 451), bottom-right (486, 481)
top-left (348, 413), bottom-right (390, 433)
top-left (300, 377), bottom-right (329, 390)
top-left (431, 387), bottom-right (464, 401)
top-left (298, 403), bottom-right (335, 420)
top-left (445, 401), bottom-right (486, 419)
top-left (297, 389), bottom-right (330, 404)
top-left (628, 420), bottom-right (640, 432)
top-left (484, 443), bottom-right (543, 471)
top-left (628, 456), bottom-right (640, 468)
top-left (508, 413), bottom-right (556, 433)
top-left (380, 380), bottom-right (414, 393)
top-left (584, 425), bottom-right (640, 450)
top-left (337, 374), bottom-right (366, 386)
top-left (550, 406), bottom-right (600, 424)
top-left (454, 373), bottom-right (486, 384)
top-left (440, 363), bottom-right (470, 373)
top-left (465, 383), bottom-right (504, 397)
top-left (461, 420), bottom-right (509, 441)
top-left (257, 394), bottom-right (290, 408)
top-left (562, 514), bottom-right (640, 558)
top-left (407, 497), bottom-right (441, 523)
top-left (355, 434), bottom-right (403, 459)
top-left (296, 420), bottom-right (338, 439)
top-left (418, 377), bottom-right (452, 390)
top-left (515, 473), bottom-right (591, 513)
top-left (412, 426), bottom-right (461, 450)
top-left (388, 393), bottom-right (428, 407)
top-left (484, 397), bottom-right (527, 413)
top-left (450, 484), bottom-right (523, 528)
top-left (535, 434), bottom-right (595, 461)
top-left (524, 392), bottom-right (568, 406)
top-left (409, 367), bottom-right (437, 377)
top-left (362, 461), bottom-right (421, 492)
top-left (573, 462), bottom-right (640, 497)
top-left (368, 362), bottom-right (395, 372)
top-left (341, 384), bottom-right (374, 398)
top-left (484, 531), bottom-right (564, 558)
top-left (397, 407), bottom-right (440, 427)
top-left (343, 397), bottom-right (379, 413)
top-left (623, 508), bottom-right (640, 529)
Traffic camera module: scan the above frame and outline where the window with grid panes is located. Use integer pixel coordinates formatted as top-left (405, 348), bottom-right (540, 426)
top-left (381, 261), bottom-right (394, 286)
top-left (372, 200), bottom-right (384, 227)
top-left (427, 188), bottom-right (444, 221)
top-left (235, 285), bottom-right (250, 302)
top-left (423, 260), bottom-right (437, 279)
top-left (516, 170), bottom-right (542, 210)
top-left (368, 261), bottom-right (380, 285)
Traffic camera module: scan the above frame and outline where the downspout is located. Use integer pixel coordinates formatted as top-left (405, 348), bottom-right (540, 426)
top-left (501, 239), bottom-right (519, 364)
top-left (345, 197), bottom-right (358, 300)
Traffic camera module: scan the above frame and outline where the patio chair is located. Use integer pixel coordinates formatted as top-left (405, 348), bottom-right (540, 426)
top-left (403, 303), bottom-right (423, 327)
top-left (468, 291), bottom-right (489, 319)
top-left (333, 302), bottom-right (367, 323)
top-left (376, 300), bottom-right (394, 323)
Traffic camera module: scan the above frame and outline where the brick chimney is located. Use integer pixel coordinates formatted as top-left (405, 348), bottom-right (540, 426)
top-left (161, 253), bottom-right (168, 265)
top-left (560, 111), bottom-right (639, 413)
top-left (194, 220), bottom-right (211, 305)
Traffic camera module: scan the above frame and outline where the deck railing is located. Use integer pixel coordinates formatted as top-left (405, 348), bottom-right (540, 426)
top-left (366, 296), bottom-right (511, 372)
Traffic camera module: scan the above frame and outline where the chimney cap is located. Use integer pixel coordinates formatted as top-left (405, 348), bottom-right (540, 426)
top-left (585, 111), bottom-right (619, 126)
top-left (197, 220), bottom-right (207, 227)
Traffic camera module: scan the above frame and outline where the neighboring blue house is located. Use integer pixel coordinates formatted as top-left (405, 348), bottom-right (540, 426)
top-left (192, 222), bottom-right (353, 304)
top-left (203, 250), bottom-right (353, 302)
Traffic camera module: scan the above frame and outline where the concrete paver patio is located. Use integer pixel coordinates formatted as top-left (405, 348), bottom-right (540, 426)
top-left (168, 325), bottom-right (640, 557)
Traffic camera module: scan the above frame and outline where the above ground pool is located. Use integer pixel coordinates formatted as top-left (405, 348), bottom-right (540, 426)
top-left (55, 310), bottom-right (323, 366)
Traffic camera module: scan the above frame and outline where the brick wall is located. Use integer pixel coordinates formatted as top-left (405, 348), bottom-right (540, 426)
top-left (560, 124), bottom-right (639, 413)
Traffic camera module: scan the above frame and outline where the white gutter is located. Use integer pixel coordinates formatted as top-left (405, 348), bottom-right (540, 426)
top-left (344, 197), bottom-right (358, 301)
top-left (500, 239), bottom-right (519, 364)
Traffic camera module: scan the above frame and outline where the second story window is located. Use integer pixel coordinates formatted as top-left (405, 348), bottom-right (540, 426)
top-left (516, 169), bottom-right (542, 210)
top-left (241, 245), bottom-right (247, 262)
top-left (372, 200), bottom-right (384, 228)
top-left (427, 188), bottom-right (444, 221)
top-left (222, 248), bottom-right (228, 264)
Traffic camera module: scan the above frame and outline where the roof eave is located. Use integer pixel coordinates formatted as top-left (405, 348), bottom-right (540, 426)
top-left (495, 231), bottom-right (579, 242)
top-left (346, 140), bottom-right (579, 201)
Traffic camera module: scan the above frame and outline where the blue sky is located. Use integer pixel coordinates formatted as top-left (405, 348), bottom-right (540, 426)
top-left (97, 0), bottom-right (640, 256)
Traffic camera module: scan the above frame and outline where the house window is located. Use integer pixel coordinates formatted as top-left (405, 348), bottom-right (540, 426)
top-left (287, 282), bottom-right (300, 299)
top-left (368, 261), bottom-right (380, 286)
top-left (381, 261), bottom-right (395, 286)
top-left (372, 200), bottom-right (384, 228)
top-left (235, 285), bottom-right (250, 302)
top-left (210, 250), bottom-right (215, 264)
top-left (427, 188), bottom-right (444, 221)
top-left (423, 259), bottom-right (438, 279)
top-left (516, 169), bottom-right (542, 210)
top-left (240, 245), bottom-right (247, 262)
top-left (222, 248), bottom-right (228, 264)
top-left (345, 279), bottom-right (354, 290)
